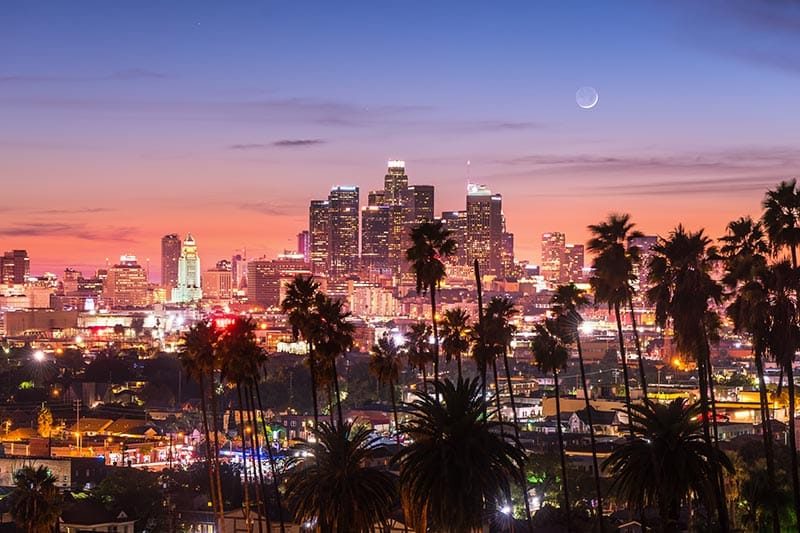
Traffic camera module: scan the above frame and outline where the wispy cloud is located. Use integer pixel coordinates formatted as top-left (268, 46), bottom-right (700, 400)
top-left (237, 202), bottom-right (302, 216)
top-left (229, 139), bottom-right (326, 150)
top-left (0, 69), bottom-right (167, 84)
top-left (33, 207), bottom-right (114, 215)
top-left (0, 223), bottom-right (138, 242)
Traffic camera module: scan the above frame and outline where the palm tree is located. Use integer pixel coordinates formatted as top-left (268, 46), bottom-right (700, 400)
top-left (762, 179), bottom-right (800, 267)
top-left (285, 421), bottom-right (396, 532)
top-left (721, 216), bottom-right (780, 533)
top-left (406, 220), bottom-right (457, 386)
top-left (532, 319), bottom-right (571, 529)
top-left (603, 399), bottom-right (734, 532)
top-left (394, 378), bottom-right (526, 532)
top-left (369, 334), bottom-right (404, 443)
top-left (552, 284), bottom-right (604, 531)
top-left (309, 294), bottom-right (354, 427)
top-left (764, 261), bottom-right (800, 523)
top-left (588, 214), bottom-right (647, 424)
top-left (405, 321), bottom-right (434, 392)
top-left (219, 317), bottom-right (269, 533)
top-left (8, 465), bottom-right (63, 533)
top-left (440, 307), bottom-right (471, 380)
top-left (281, 275), bottom-right (322, 425)
top-left (646, 225), bottom-right (729, 531)
top-left (180, 321), bottom-right (225, 531)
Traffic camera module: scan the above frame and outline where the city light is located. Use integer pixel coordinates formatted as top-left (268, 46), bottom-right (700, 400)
top-left (33, 350), bottom-right (45, 362)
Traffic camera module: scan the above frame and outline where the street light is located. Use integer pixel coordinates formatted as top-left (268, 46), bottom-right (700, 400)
top-left (33, 350), bottom-right (45, 362)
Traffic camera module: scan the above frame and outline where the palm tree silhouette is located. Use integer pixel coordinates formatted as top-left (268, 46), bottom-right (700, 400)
top-left (406, 220), bottom-right (457, 386)
top-left (721, 216), bottom-right (781, 533)
top-left (281, 275), bottom-right (322, 425)
top-left (180, 320), bottom-right (226, 532)
top-left (9, 465), bottom-right (63, 533)
top-left (588, 214), bottom-right (648, 428)
top-left (285, 421), bottom-right (396, 532)
top-left (309, 294), bottom-right (354, 427)
top-left (532, 319), bottom-right (572, 530)
top-left (394, 378), bottom-right (526, 532)
top-left (440, 307), bottom-right (471, 380)
top-left (552, 284), bottom-right (605, 531)
top-left (370, 334), bottom-right (404, 443)
top-left (603, 398), bottom-right (733, 532)
top-left (405, 321), bottom-right (434, 393)
top-left (646, 225), bottom-right (729, 531)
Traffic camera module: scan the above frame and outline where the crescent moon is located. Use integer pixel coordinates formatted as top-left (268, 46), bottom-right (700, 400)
top-left (576, 86), bottom-right (599, 109)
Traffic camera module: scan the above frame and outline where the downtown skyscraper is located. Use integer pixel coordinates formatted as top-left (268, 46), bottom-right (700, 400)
top-left (174, 234), bottom-right (202, 303)
top-left (466, 184), bottom-right (504, 276)
top-left (160, 234), bottom-right (181, 291)
top-left (308, 186), bottom-right (360, 282)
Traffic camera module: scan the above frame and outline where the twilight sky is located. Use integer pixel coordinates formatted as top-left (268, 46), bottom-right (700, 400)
top-left (2, 1), bottom-right (800, 277)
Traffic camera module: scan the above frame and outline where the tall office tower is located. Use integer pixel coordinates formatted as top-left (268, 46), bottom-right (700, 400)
top-left (160, 234), bottom-right (181, 290)
top-left (361, 205), bottom-right (391, 271)
top-left (501, 231), bottom-right (515, 276)
top-left (204, 264), bottom-right (233, 300)
top-left (247, 253), bottom-right (311, 308)
top-left (367, 190), bottom-right (386, 206)
top-left (383, 160), bottom-right (408, 205)
top-left (1, 250), bottom-right (30, 285)
top-left (104, 255), bottom-right (149, 308)
top-left (406, 185), bottom-right (435, 224)
top-left (297, 230), bottom-right (310, 262)
top-left (309, 200), bottom-right (330, 275)
top-left (231, 253), bottom-right (247, 289)
top-left (174, 234), bottom-right (202, 303)
top-left (441, 210), bottom-right (468, 265)
top-left (629, 235), bottom-right (659, 299)
top-left (564, 243), bottom-right (585, 283)
top-left (328, 186), bottom-right (360, 279)
top-left (541, 232), bottom-right (566, 283)
top-left (466, 184), bottom-right (503, 275)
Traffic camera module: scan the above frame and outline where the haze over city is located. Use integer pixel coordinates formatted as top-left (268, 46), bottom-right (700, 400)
top-left (4, 1), bottom-right (800, 274)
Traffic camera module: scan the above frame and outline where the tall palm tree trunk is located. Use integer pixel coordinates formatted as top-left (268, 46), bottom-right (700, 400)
top-left (456, 351), bottom-right (463, 381)
top-left (390, 379), bottom-right (400, 446)
top-left (627, 298), bottom-right (648, 399)
top-left (501, 346), bottom-right (534, 532)
top-left (755, 351), bottom-right (780, 533)
top-left (696, 348), bottom-right (728, 532)
top-left (612, 303), bottom-right (634, 437)
top-left (308, 346), bottom-right (320, 426)
top-left (199, 375), bottom-right (225, 532)
top-left (331, 357), bottom-right (344, 427)
top-left (327, 385), bottom-right (335, 426)
top-left (236, 391), bottom-right (253, 533)
top-left (430, 287), bottom-right (440, 387)
top-left (575, 336), bottom-right (604, 532)
top-left (254, 378), bottom-right (286, 533)
top-left (553, 370), bottom-right (571, 531)
top-left (491, 359), bottom-right (505, 436)
top-left (209, 373), bottom-right (226, 533)
top-left (474, 259), bottom-right (487, 411)
top-left (705, 355), bottom-right (729, 530)
top-left (245, 386), bottom-right (271, 533)
top-left (785, 362), bottom-right (800, 523)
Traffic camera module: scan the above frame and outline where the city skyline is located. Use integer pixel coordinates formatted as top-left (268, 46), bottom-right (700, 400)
top-left (3, 1), bottom-right (799, 273)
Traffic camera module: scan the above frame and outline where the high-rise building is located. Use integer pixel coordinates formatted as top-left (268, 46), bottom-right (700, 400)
top-left (629, 235), bottom-right (658, 300)
top-left (441, 210), bottom-right (468, 265)
top-left (160, 235), bottom-right (181, 290)
top-left (309, 200), bottom-right (330, 275)
top-left (384, 160), bottom-right (408, 205)
top-left (247, 253), bottom-right (311, 308)
top-left (1, 250), bottom-right (30, 285)
top-left (361, 205), bottom-right (391, 271)
top-left (406, 185), bottom-right (435, 224)
top-left (174, 234), bottom-right (202, 303)
top-left (231, 253), bottom-right (247, 290)
top-left (541, 232), bottom-right (566, 283)
top-left (328, 186), bottom-right (360, 279)
top-left (297, 231), bottom-right (310, 262)
top-left (501, 230), bottom-right (515, 276)
top-left (104, 255), bottom-right (149, 308)
top-left (564, 243), bottom-right (585, 283)
top-left (204, 264), bottom-right (233, 300)
top-left (466, 184), bottom-right (503, 275)
top-left (367, 190), bottom-right (386, 206)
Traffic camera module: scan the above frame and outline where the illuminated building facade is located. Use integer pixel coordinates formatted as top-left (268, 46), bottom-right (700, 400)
top-left (541, 232), bottom-right (566, 283)
top-left (174, 234), bottom-right (202, 303)
top-left (103, 255), bottom-right (149, 308)
top-left (328, 186), bottom-right (360, 280)
top-left (1, 250), bottom-right (30, 285)
top-left (466, 184), bottom-right (503, 275)
top-left (160, 234), bottom-right (181, 292)
top-left (564, 243), bottom-right (585, 283)
top-left (247, 253), bottom-right (311, 308)
top-left (361, 205), bottom-right (391, 271)
top-left (441, 210), bottom-right (468, 265)
top-left (309, 199), bottom-right (330, 275)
